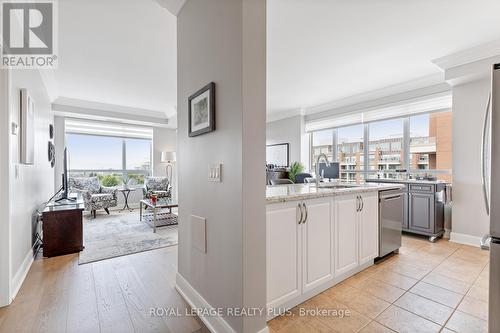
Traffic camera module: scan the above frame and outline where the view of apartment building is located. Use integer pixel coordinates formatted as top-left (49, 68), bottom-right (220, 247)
top-left (311, 111), bottom-right (452, 182)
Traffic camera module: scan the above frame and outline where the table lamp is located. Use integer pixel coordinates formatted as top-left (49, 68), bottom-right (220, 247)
top-left (161, 151), bottom-right (176, 185)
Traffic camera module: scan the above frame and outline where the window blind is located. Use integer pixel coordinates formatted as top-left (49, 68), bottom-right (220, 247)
top-left (65, 119), bottom-right (153, 139)
top-left (305, 92), bottom-right (452, 132)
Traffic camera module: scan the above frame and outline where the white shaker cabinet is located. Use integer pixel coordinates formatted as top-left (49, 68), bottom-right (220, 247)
top-left (358, 192), bottom-right (379, 265)
top-left (266, 198), bottom-right (333, 309)
top-left (301, 198), bottom-right (334, 293)
top-left (266, 202), bottom-right (302, 309)
top-left (335, 192), bottom-right (379, 275)
top-left (266, 191), bottom-right (380, 314)
top-left (334, 194), bottom-right (359, 275)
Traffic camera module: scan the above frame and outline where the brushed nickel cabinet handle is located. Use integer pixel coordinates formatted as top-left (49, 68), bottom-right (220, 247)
top-left (302, 202), bottom-right (308, 223)
top-left (297, 203), bottom-right (303, 224)
top-left (481, 93), bottom-right (491, 215)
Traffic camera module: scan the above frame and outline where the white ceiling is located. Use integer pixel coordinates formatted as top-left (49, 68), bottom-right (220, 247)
top-left (267, 0), bottom-right (500, 115)
top-left (55, 0), bottom-right (177, 117)
top-left (54, 0), bottom-right (500, 123)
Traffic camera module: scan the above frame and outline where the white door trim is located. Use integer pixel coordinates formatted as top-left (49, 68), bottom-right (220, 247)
top-left (0, 68), bottom-right (12, 307)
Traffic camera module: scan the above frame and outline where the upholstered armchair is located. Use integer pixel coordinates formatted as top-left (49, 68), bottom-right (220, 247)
top-left (69, 177), bottom-right (118, 218)
top-left (143, 176), bottom-right (171, 200)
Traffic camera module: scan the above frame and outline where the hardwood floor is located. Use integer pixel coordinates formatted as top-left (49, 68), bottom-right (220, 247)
top-left (0, 246), bottom-right (206, 333)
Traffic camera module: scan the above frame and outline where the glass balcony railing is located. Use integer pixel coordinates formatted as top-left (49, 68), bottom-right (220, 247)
top-left (69, 170), bottom-right (150, 187)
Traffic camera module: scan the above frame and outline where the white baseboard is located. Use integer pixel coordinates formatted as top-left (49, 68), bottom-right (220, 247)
top-left (176, 273), bottom-right (237, 333)
top-left (10, 248), bottom-right (34, 301)
top-left (450, 232), bottom-right (481, 247)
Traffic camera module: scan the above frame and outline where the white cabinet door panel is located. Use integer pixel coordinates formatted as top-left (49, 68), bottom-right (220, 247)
top-left (302, 198), bottom-right (334, 293)
top-left (335, 195), bottom-right (359, 275)
top-left (266, 203), bottom-right (301, 308)
top-left (359, 193), bottom-right (379, 265)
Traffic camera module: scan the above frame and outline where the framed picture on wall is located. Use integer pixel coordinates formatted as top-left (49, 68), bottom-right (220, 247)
top-left (188, 82), bottom-right (215, 137)
top-left (20, 88), bottom-right (35, 165)
top-left (266, 143), bottom-right (289, 167)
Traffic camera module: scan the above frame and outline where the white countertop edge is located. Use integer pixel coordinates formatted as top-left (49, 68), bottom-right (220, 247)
top-left (266, 184), bottom-right (404, 204)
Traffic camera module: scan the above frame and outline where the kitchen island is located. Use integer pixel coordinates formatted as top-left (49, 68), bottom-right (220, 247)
top-left (266, 183), bottom-right (403, 319)
top-left (366, 178), bottom-right (448, 241)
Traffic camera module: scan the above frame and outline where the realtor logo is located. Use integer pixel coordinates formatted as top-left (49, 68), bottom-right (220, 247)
top-left (1, 0), bottom-right (58, 68)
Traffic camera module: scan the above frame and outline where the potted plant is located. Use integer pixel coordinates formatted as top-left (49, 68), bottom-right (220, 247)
top-left (289, 162), bottom-right (305, 183)
top-left (122, 175), bottom-right (130, 189)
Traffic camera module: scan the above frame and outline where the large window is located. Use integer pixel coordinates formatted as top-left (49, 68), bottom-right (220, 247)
top-left (67, 133), bottom-right (152, 186)
top-left (311, 129), bottom-right (333, 171)
top-left (337, 124), bottom-right (364, 182)
top-left (369, 118), bottom-right (404, 178)
top-left (410, 111), bottom-right (452, 181)
top-left (309, 110), bottom-right (452, 182)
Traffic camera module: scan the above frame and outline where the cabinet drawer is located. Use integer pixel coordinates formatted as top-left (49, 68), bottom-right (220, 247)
top-left (409, 184), bottom-right (434, 193)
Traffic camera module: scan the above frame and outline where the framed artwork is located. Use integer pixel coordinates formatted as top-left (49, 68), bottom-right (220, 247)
top-left (188, 82), bottom-right (215, 137)
top-left (48, 141), bottom-right (55, 167)
top-left (266, 143), bottom-right (290, 167)
top-left (20, 88), bottom-right (35, 164)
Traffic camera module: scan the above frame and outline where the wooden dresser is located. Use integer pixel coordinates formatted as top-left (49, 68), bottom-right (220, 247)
top-left (42, 197), bottom-right (84, 257)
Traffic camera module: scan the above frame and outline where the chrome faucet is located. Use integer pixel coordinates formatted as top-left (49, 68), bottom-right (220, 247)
top-left (315, 153), bottom-right (331, 187)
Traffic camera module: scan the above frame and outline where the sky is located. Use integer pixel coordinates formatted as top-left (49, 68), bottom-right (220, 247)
top-left (66, 134), bottom-right (151, 170)
top-left (313, 114), bottom-right (430, 146)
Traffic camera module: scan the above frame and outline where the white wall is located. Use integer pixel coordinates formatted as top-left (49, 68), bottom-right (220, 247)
top-left (450, 78), bottom-right (491, 245)
top-left (9, 69), bottom-right (54, 299)
top-left (451, 78), bottom-right (491, 245)
top-left (266, 115), bottom-right (304, 166)
top-left (0, 69), bottom-right (12, 307)
top-left (53, 116), bottom-right (65, 190)
top-left (177, 0), bottom-right (267, 332)
top-left (445, 55), bottom-right (500, 246)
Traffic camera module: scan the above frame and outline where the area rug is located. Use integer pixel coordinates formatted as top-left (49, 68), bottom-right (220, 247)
top-left (79, 210), bottom-right (178, 264)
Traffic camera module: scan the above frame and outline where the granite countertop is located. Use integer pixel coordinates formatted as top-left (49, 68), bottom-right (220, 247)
top-left (365, 178), bottom-right (449, 185)
top-left (266, 183), bottom-right (404, 204)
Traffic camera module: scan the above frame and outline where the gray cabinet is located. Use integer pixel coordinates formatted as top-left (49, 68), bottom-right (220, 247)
top-left (408, 192), bottom-right (435, 234)
top-left (403, 192), bottom-right (409, 230)
top-left (365, 179), bottom-right (445, 241)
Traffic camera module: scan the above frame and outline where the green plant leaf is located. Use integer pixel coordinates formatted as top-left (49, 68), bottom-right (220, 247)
top-left (288, 162), bottom-right (305, 183)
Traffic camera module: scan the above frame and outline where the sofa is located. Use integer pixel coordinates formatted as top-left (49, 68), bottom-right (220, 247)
top-left (143, 176), bottom-right (172, 200)
top-left (69, 177), bottom-right (118, 218)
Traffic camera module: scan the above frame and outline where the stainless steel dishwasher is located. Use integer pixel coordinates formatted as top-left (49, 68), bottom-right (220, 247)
top-left (378, 188), bottom-right (404, 257)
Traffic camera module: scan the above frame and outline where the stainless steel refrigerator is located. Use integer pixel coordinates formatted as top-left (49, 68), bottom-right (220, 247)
top-left (482, 63), bottom-right (500, 332)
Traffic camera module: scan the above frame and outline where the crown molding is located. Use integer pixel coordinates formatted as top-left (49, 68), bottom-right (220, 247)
top-left (266, 108), bottom-right (304, 123)
top-left (305, 80), bottom-right (450, 122)
top-left (432, 39), bottom-right (500, 71)
top-left (53, 96), bottom-right (170, 118)
top-left (52, 101), bottom-right (173, 128)
top-left (266, 74), bottom-right (449, 124)
top-left (305, 73), bottom-right (445, 117)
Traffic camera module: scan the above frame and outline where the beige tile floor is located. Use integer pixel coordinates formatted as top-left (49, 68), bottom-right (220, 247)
top-left (268, 235), bottom-right (490, 333)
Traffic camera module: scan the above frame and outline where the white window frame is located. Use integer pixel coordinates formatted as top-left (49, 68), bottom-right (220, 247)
top-left (65, 133), bottom-right (153, 181)
top-left (309, 110), bottom-right (452, 177)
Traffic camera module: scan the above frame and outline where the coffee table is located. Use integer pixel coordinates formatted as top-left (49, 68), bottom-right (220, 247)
top-left (140, 198), bottom-right (178, 233)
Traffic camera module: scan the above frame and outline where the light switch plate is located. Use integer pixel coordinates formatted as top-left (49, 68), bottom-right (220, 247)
top-left (190, 215), bottom-right (206, 253)
top-left (208, 163), bottom-right (222, 182)
top-left (11, 122), bottom-right (18, 135)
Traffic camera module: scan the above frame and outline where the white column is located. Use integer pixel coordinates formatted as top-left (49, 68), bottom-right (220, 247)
top-left (176, 0), bottom-right (267, 332)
